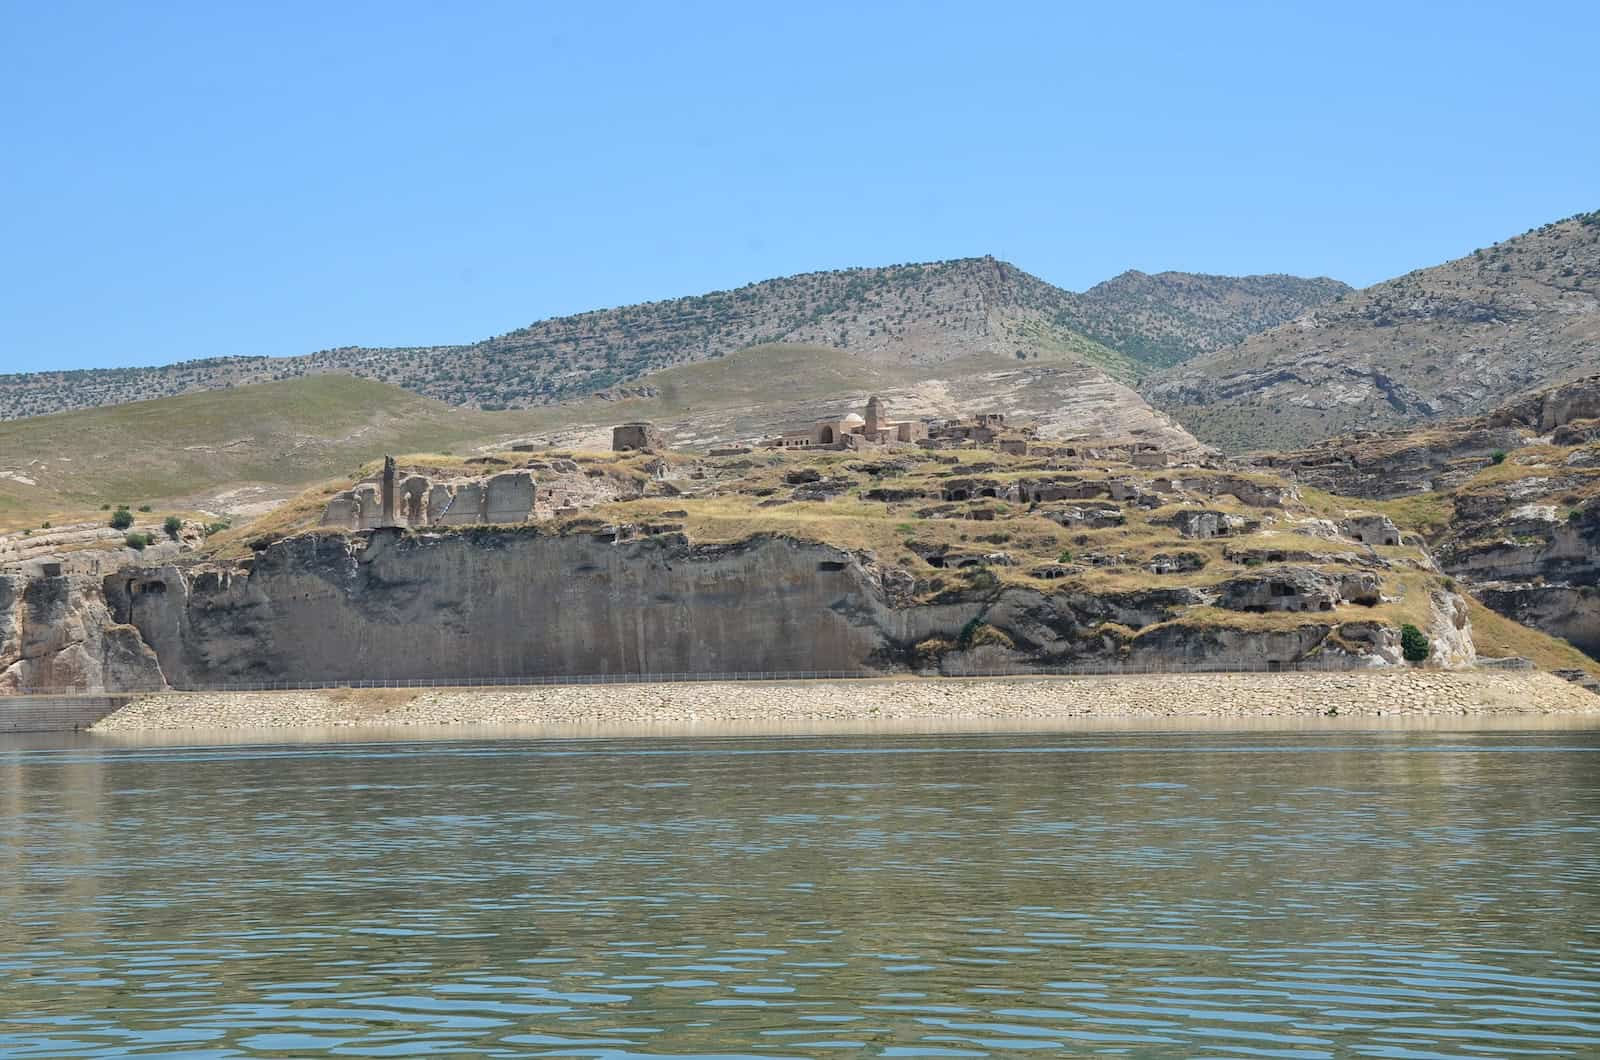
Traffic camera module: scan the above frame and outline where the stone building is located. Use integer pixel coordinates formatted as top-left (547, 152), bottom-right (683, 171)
top-left (613, 422), bottom-right (664, 452)
top-left (769, 396), bottom-right (928, 450)
top-left (925, 413), bottom-right (1014, 445)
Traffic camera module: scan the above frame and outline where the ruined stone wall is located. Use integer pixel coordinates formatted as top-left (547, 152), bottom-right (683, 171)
top-left (612, 423), bottom-right (664, 452)
top-left (322, 471), bottom-right (536, 531)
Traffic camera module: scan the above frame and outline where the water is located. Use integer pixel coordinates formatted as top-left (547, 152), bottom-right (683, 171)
top-left (4, 726), bottom-right (1600, 1058)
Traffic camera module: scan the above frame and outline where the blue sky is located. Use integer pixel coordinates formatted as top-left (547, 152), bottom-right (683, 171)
top-left (3, 1), bottom-right (1596, 374)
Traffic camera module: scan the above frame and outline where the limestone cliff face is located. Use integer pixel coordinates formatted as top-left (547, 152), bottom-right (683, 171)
top-left (107, 531), bottom-right (909, 686)
top-left (74, 529), bottom-right (1460, 689)
top-left (0, 567), bottom-right (164, 693)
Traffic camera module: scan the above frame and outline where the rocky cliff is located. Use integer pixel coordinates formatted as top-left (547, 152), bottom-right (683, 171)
top-left (1145, 210), bottom-right (1600, 451)
top-left (0, 562), bottom-right (164, 693)
top-left (1248, 376), bottom-right (1600, 661)
top-left (0, 523), bottom-right (1471, 692)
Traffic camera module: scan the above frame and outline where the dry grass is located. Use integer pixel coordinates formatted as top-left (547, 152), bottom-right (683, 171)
top-left (1465, 595), bottom-right (1600, 675)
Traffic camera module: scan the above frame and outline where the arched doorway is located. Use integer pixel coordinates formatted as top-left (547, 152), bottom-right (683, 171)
top-left (819, 426), bottom-right (835, 444)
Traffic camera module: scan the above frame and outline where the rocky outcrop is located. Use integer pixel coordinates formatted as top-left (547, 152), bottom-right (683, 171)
top-left (0, 527), bottom-right (1451, 690)
top-left (1214, 567), bottom-right (1382, 614)
top-left (1152, 508), bottom-right (1259, 539)
top-left (1250, 423), bottom-right (1525, 499)
top-left (1, 563), bottom-right (164, 693)
top-left (1145, 210), bottom-right (1600, 451)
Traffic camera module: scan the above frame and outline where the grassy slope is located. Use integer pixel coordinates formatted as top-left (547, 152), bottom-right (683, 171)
top-left (0, 346), bottom-right (917, 529)
top-left (0, 376), bottom-right (508, 527)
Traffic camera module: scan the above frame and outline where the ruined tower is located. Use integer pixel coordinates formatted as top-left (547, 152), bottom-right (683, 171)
top-left (864, 395), bottom-right (884, 435)
top-left (380, 455), bottom-right (398, 528)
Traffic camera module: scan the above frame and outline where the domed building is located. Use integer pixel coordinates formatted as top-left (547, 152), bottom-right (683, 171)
top-left (772, 397), bottom-right (927, 449)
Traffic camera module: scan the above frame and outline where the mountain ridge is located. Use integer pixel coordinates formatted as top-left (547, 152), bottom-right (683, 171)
top-left (1143, 209), bottom-right (1600, 451)
top-left (0, 257), bottom-right (1347, 421)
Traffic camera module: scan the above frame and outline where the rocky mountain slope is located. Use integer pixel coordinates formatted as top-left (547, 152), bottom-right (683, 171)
top-left (1248, 375), bottom-right (1600, 663)
top-left (1058, 271), bottom-right (1350, 369)
top-left (0, 258), bottom-right (1346, 421)
top-left (1145, 210), bottom-right (1600, 451)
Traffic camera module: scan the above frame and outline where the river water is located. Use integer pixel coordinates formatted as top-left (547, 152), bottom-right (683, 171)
top-left (3, 726), bottom-right (1599, 1058)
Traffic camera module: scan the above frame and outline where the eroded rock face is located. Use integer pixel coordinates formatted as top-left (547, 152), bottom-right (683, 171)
top-left (1250, 424), bottom-right (1524, 499)
top-left (60, 529), bottom-right (1440, 689)
top-left (0, 567), bottom-right (164, 693)
top-left (1214, 567), bottom-right (1382, 614)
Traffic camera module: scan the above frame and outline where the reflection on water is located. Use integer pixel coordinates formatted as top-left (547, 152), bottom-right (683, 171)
top-left (3, 728), bottom-right (1599, 1058)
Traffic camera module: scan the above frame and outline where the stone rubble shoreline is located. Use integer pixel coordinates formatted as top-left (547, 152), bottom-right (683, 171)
top-left (90, 670), bottom-right (1600, 733)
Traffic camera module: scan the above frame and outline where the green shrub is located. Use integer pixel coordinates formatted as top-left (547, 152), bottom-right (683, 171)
top-left (40, 521), bottom-right (50, 529)
top-left (137, 504), bottom-right (152, 513)
top-left (163, 516), bottom-right (184, 539)
top-left (203, 521), bottom-right (231, 536)
top-left (109, 509), bottom-right (134, 530)
top-left (1057, 549), bottom-right (1073, 564)
top-left (1490, 450), bottom-right (1507, 465)
top-left (124, 532), bottom-right (152, 551)
top-left (1400, 623), bottom-right (1431, 663)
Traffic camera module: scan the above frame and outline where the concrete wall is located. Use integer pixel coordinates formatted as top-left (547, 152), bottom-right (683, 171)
top-left (0, 695), bottom-right (131, 732)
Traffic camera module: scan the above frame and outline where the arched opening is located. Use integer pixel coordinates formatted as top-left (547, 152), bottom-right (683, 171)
top-left (980, 487), bottom-right (998, 499)
top-left (819, 426), bottom-right (836, 444)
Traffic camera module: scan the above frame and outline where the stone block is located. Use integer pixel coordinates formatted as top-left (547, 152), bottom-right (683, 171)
top-left (483, 472), bottom-right (536, 524)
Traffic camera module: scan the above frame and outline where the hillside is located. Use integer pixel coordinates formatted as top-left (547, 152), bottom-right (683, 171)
top-left (1058, 271), bottom-right (1350, 369)
top-left (0, 258), bottom-right (1346, 421)
top-left (0, 376), bottom-right (508, 526)
top-left (1144, 209), bottom-right (1600, 451)
top-left (0, 344), bottom-right (1204, 530)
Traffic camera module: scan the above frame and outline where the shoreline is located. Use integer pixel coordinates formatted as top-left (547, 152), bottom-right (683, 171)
top-left (89, 670), bottom-right (1600, 735)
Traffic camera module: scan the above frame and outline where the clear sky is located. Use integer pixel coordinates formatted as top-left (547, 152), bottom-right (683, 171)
top-left (3, 1), bottom-right (1596, 374)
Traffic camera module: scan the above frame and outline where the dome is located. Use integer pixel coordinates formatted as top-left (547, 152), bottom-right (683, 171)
top-left (841, 413), bottom-right (865, 425)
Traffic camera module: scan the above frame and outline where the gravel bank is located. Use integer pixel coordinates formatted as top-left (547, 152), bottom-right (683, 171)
top-left (91, 671), bottom-right (1600, 733)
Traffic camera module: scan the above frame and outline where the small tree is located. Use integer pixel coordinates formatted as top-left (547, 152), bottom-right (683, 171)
top-left (163, 515), bottom-right (183, 540)
top-left (1490, 450), bottom-right (1507, 465)
top-left (1400, 623), bottom-right (1431, 663)
top-left (109, 509), bottom-right (134, 530)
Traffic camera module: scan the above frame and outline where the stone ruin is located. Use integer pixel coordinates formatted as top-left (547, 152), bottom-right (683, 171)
top-left (767, 396), bottom-right (929, 450)
top-left (321, 456), bottom-right (537, 531)
top-left (613, 422), bottom-right (664, 452)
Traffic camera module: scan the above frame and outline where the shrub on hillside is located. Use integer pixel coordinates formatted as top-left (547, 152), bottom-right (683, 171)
top-left (124, 532), bottom-right (152, 551)
top-left (1400, 623), bottom-right (1431, 663)
top-left (163, 516), bottom-right (183, 539)
top-left (109, 509), bottom-right (134, 530)
top-left (1490, 450), bottom-right (1507, 465)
